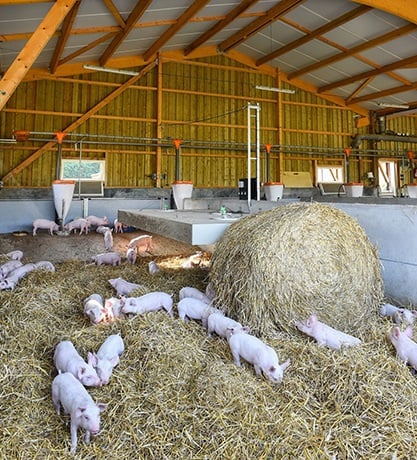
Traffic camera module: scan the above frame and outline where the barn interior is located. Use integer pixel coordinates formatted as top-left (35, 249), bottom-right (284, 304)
top-left (1, 1), bottom-right (417, 458)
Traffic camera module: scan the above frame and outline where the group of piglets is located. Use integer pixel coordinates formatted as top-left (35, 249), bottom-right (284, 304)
top-left (52, 334), bottom-right (124, 454)
top-left (380, 302), bottom-right (417, 370)
top-left (0, 250), bottom-right (55, 291)
top-left (32, 215), bottom-right (111, 237)
top-left (177, 285), bottom-right (291, 384)
top-left (90, 234), bottom-right (157, 270)
top-left (294, 301), bottom-right (417, 373)
top-left (83, 277), bottom-right (169, 324)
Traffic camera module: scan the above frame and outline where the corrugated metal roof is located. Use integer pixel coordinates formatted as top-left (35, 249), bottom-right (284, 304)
top-left (1, 0), bottom-right (417, 117)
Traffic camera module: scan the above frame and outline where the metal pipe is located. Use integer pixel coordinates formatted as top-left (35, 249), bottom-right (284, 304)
top-left (351, 134), bottom-right (417, 149)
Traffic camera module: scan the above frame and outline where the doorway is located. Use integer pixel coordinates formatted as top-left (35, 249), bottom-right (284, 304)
top-left (377, 160), bottom-right (397, 196)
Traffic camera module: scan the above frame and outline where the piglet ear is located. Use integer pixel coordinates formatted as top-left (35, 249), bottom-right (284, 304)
top-left (280, 359), bottom-right (291, 371)
top-left (97, 403), bottom-right (108, 412)
top-left (75, 407), bottom-right (86, 418)
top-left (78, 366), bottom-right (87, 379)
top-left (307, 314), bottom-right (316, 326)
top-left (392, 326), bottom-right (401, 339)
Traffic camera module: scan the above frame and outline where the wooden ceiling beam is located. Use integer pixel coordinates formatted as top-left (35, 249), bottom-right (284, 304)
top-left (99, 0), bottom-right (152, 66)
top-left (218, 0), bottom-right (305, 53)
top-left (143, 0), bottom-right (211, 62)
top-left (184, 0), bottom-right (260, 56)
top-left (58, 32), bottom-right (116, 67)
top-left (320, 52), bottom-right (417, 93)
top-left (49, 0), bottom-right (81, 74)
top-left (103, 0), bottom-right (126, 28)
top-left (345, 77), bottom-right (374, 104)
top-left (256, 4), bottom-right (371, 66)
top-left (350, 80), bottom-right (417, 105)
top-left (2, 61), bottom-right (156, 184)
top-left (0, 0), bottom-right (78, 111)
top-left (288, 23), bottom-right (416, 80)
top-left (353, 0), bottom-right (417, 25)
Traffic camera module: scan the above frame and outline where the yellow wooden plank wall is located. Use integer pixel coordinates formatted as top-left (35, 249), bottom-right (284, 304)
top-left (1, 55), bottom-right (416, 188)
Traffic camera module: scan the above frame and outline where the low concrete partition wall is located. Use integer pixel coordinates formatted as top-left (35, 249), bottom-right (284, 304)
top-left (0, 197), bottom-right (159, 234)
top-left (330, 202), bottom-right (417, 306)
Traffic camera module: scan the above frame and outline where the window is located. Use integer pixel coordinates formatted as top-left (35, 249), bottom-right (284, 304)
top-left (316, 165), bottom-right (344, 184)
top-left (61, 159), bottom-right (105, 181)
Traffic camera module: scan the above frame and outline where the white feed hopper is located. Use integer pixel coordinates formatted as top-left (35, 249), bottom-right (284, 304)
top-left (52, 180), bottom-right (75, 232)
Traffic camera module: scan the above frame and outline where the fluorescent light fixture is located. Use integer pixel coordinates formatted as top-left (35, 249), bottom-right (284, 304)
top-left (377, 102), bottom-right (409, 109)
top-left (83, 64), bottom-right (139, 76)
top-left (255, 85), bottom-right (295, 94)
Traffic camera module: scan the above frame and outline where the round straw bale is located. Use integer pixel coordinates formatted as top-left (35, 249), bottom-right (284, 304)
top-left (209, 202), bottom-right (383, 336)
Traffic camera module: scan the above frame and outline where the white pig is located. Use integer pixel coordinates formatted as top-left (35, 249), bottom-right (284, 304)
top-left (32, 218), bottom-right (59, 236)
top-left (105, 297), bottom-right (124, 319)
top-left (148, 260), bottom-right (159, 275)
top-left (34, 260), bottom-right (55, 272)
top-left (380, 302), bottom-right (417, 326)
top-left (0, 260), bottom-right (23, 278)
top-left (83, 294), bottom-right (107, 324)
top-left (96, 225), bottom-right (111, 234)
top-left (226, 328), bottom-right (290, 384)
top-left (113, 219), bottom-right (124, 233)
top-left (126, 247), bottom-right (137, 265)
top-left (295, 314), bottom-right (361, 350)
top-left (92, 252), bottom-right (121, 266)
top-left (207, 312), bottom-right (250, 338)
top-left (6, 263), bottom-right (36, 283)
top-left (128, 235), bottom-right (153, 254)
top-left (0, 278), bottom-right (16, 290)
top-left (179, 286), bottom-right (211, 304)
top-left (177, 297), bottom-right (209, 323)
top-left (64, 218), bottom-right (90, 235)
top-left (388, 325), bottom-right (417, 369)
top-left (177, 297), bottom-right (220, 327)
top-left (52, 372), bottom-right (107, 455)
top-left (103, 229), bottom-right (113, 251)
top-left (108, 277), bottom-right (142, 296)
top-left (87, 334), bottom-right (124, 385)
top-left (121, 292), bottom-right (173, 317)
top-left (54, 340), bottom-right (101, 387)
top-left (86, 215), bottom-right (109, 227)
top-left (6, 250), bottom-right (23, 261)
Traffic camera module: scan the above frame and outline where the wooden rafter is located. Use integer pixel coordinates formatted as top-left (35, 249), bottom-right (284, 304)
top-left (143, 0), bottom-right (211, 62)
top-left (353, 0), bottom-right (417, 25)
top-left (2, 61), bottom-right (156, 183)
top-left (99, 0), bottom-right (152, 66)
top-left (183, 0), bottom-right (260, 56)
top-left (256, 5), bottom-right (371, 67)
top-left (345, 78), bottom-right (375, 104)
top-left (319, 52), bottom-right (417, 93)
top-left (0, 0), bottom-right (78, 111)
top-left (49, 0), bottom-right (81, 74)
top-left (58, 32), bottom-right (116, 67)
top-left (349, 80), bottom-right (417, 105)
top-left (288, 23), bottom-right (417, 80)
top-left (218, 0), bottom-right (305, 53)
top-left (103, 0), bottom-right (126, 28)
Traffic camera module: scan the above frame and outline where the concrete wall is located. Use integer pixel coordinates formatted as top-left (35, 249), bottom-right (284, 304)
top-left (329, 202), bottom-right (417, 306)
top-left (0, 197), bottom-right (160, 234)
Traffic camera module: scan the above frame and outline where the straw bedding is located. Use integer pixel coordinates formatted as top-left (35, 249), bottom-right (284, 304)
top-left (1, 233), bottom-right (417, 459)
top-left (210, 202), bottom-right (384, 337)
